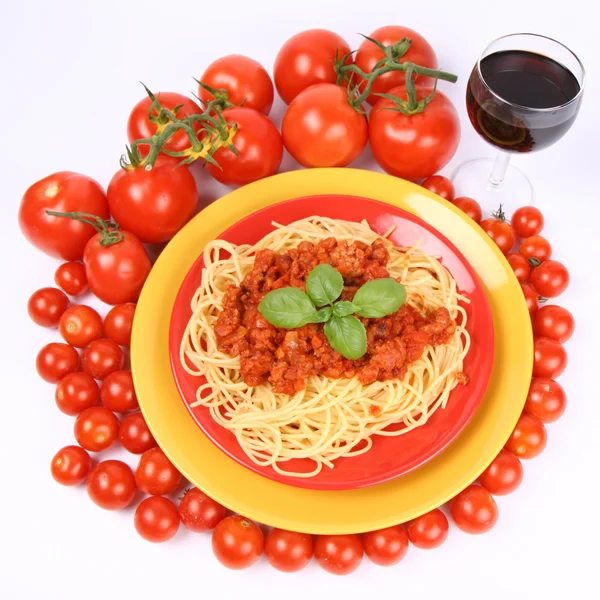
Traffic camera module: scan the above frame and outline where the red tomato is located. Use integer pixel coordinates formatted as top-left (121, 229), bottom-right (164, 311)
top-left (135, 447), bottom-right (182, 495)
top-left (511, 206), bottom-right (544, 238)
top-left (533, 337), bottom-right (567, 378)
top-left (363, 525), bottom-right (408, 567)
top-left (18, 172), bottom-right (109, 260)
top-left (530, 260), bottom-right (570, 298)
top-left (519, 235), bottom-right (552, 263)
top-left (479, 449), bottom-right (523, 495)
top-left (520, 281), bottom-right (539, 315)
top-left (127, 92), bottom-right (202, 155)
top-left (207, 107), bottom-right (283, 185)
top-left (100, 370), bottom-right (138, 413)
top-left (524, 377), bottom-right (566, 423)
top-left (74, 406), bottom-right (119, 452)
top-left (452, 197), bottom-right (482, 223)
top-left (533, 305), bottom-right (574, 343)
top-left (36, 343), bottom-right (80, 383)
top-left (406, 509), bottom-right (449, 549)
top-left (505, 413), bottom-right (547, 459)
top-left (134, 496), bottom-right (180, 543)
top-left (59, 305), bottom-right (103, 348)
top-left (265, 528), bottom-right (314, 572)
top-left (369, 86), bottom-right (460, 180)
top-left (119, 412), bottom-right (157, 454)
top-left (55, 372), bottom-right (100, 415)
top-left (314, 534), bottom-right (363, 575)
top-left (212, 516), bottom-right (264, 570)
top-left (199, 55), bottom-right (274, 115)
top-left (450, 485), bottom-right (498, 534)
top-left (274, 29), bottom-right (352, 104)
top-left (506, 253), bottom-right (531, 282)
top-left (421, 175), bottom-right (455, 200)
top-left (54, 262), bottom-right (88, 296)
top-left (81, 339), bottom-right (124, 380)
top-left (104, 303), bottom-right (136, 347)
top-left (27, 287), bottom-right (70, 328)
top-left (51, 445), bottom-right (92, 486)
top-left (283, 83), bottom-right (368, 168)
top-left (355, 26), bottom-right (438, 104)
top-left (107, 159), bottom-right (197, 244)
top-left (87, 460), bottom-right (136, 510)
top-left (480, 218), bottom-right (516, 253)
top-left (179, 488), bottom-right (227, 533)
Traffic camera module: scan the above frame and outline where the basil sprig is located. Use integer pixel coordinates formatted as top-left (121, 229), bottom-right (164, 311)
top-left (257, 264), bottom-right (406, 360)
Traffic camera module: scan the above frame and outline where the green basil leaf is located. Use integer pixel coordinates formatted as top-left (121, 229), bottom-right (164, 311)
top-left (258, 288), bottom-right (317, 328)
top-left (324, 315), bottom-right (367, 360)
top-left (352, 278), bottom-right (407, 318)
top-left (305, 306), bottom-right (333, 324)
top-left (332, 301), bottom-right (359, 318)
top-left (306, 264), bottom-right (344, 306)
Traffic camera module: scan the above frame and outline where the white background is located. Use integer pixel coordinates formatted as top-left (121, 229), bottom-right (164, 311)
top-left (1, 0), bottom-right (599, 598)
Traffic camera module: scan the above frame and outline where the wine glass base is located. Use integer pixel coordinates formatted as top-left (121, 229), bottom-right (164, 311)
top-left (452, 158), bottom-right (534, 219)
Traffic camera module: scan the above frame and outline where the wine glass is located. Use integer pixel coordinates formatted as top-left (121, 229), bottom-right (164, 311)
top-left (452, 33), bottom-right (585, 216)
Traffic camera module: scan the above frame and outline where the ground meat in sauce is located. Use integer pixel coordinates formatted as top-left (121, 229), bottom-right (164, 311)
top-left (214, 237), bottom-right (463, 395)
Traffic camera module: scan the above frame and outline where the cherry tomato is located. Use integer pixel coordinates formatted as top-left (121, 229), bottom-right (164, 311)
top-left (206, 107), bottom-right (283, 185)
top-left (314, 534), bottom-right (363, 575)
top-left (480, 218), bottom-right (516, 253)
top-left (81, 339), bottom-right (125, 380)
top-left (199, 55), bottom-right (274, 115)
top-left (363, 525), bottom-right (408, 567)
top-left (533, 305), bottom-right (574, 343)
top-left (421, 175), bottom-right (454, 200)
top-left (135, 447), bottom-right (182, 495)
top-left (100, 370), bottom-right (138, 413)
top-left (119, 412), bottom-right (157, 454)
top-left (282, 83), bottom-right (368, 168)
top-left (524, 377), bottom-right (566, 423)
top-left (36, 343), bottom-right (80, 383)
top-left (107, 158), bottom-right (197, 244)
top-left (265, 528), bottom-right (314, 572)
top-left (533, 336), bottom-right (567, 378)
top-left (104, 303), bottom-right (136, 347)
top-left (505, 413), bottom-right (547, 459)
top-left (369, 86), bottom-right (460, 180)
top-left (27, 287), bottom-right (70, 328)
top-left (450, 485), bottom-right (498, 534)
top-left (54, 262), bottom-right (88, 296)
top-left (55, 372), bottom-right (100, 415)
top-left (74, 406), bottom-right (119, 452)
top-left (51, 445), bottom-right (92, 486)
top-left (59, 305), bottom-right (103, 348)
top-left (134, 496), bottom-right (180, 543)
top-left (452, 197), bottom-right (482, 223)
top-left (18, 172), bottom-right (109, 260)
top-left (519, 235), bottom-right (552, 263)
top-left (531, 260), bottom-right (570, 298)
top-left (511, 206), bottom-right (544, 238)
top-left (179, 487), bottom-right (227, 533)
top-left (274, 29), bottom-right (352, 104)
top-left (406, 509), bottom-right (449, 549)
top-left (521, 281), bottom-right (539, 315)
top-left (506, 253), bottom-right (531, 282)
top-left (212, 516), bottom-right (264, 570)
top-left (479, 449), bottom-right (523, 495)
top-left (87, 460), bottom-right (136, 510)
top-left (355, 26), bottom-right (437, 105)
top-left (127, 92), bottom-right (202, 155)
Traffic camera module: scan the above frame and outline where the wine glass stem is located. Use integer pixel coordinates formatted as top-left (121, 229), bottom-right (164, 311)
top-left (488, 151), bottom-right (511, 187)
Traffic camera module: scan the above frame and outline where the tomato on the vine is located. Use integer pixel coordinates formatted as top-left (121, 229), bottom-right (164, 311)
top-left (533, 305), bottom-right (574, 343)
top-left (134, 496), bottom-right (180, 543)
top-left (520, 281), bottom-right (539, 315)
top-left (421, 175), bottom-right (454, 200)
top-left (36, 343), bottom-right (80, 383)
top-left (81, 339), bottom-right (125, 380)
top-left (206, 107), bottom-right (283, 185)
top-left (282, 83), bottom-right (368, 168)
top-left (87, 460), bottom-right (136, 510)
top-left (51, 445), bottom-right (92, 486)
top-left (533, 336), bottom-right (567, 378)
top-left (104, 303), bottom-right (136, 347)
top-left (264, 528), bottom-right (313, 572)
top-left (519, 235), bottom-right (552, 262)
top-left (406, 509), bottom-right (449, 549)
top-left (506, 253), bottom-right (531, 282)
top-left (199, 55), bottom-right (274, 115)
top-left (179, 488), bottom-right (227, 533)
top-left (100, 370), bottom-right (138, 413)
top-left (480, 217), bottom-right (516, 253)
top-left (452, 197), bottom-right (482, 223)
top-left (530, 260), bottom-right (570, 298)
top-left (363, 525), bottom-right (408, 566)
top-left (59, 305), bottom-right (103, 348)
top-left (274, 29), bottom-right (352, 104)
top-left (450, 485), bottom-right (498, 534)
top-left (55, 372), bottom-right (100, 415)
top-left (524, 377), bottom-right (566, 423)
top-left (511, 206), bottom-right (544, 238)
top-left (212, 516), bottom-right (264, 570)
top-left (27, 287), bottom-right (70, 328)
top-left (74, 406), bottom-right (120, 452)
top-left (19, 172), bottom-right (109, 260)
top-left (314, 534), bottom-right (363, 575)
top-left (505, 413), bottom-right (547, 459)
top-left (119, 412), bottom-right (157, 454)
top-left (478, 449), bottom-right (523, 495)
top-left (55, 262), bottom-right (88, 296)
top-left (135, 447), bottom-right (182, 495)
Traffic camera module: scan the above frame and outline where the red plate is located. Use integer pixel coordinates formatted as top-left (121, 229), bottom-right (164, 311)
top-left (169, 195), bottom-right (494, 490)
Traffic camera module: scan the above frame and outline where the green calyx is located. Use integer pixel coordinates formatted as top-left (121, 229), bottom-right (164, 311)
top-left (45, 211), bottom-right (123, 246)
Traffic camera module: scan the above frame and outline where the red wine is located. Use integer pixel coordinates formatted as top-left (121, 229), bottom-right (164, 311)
top-left (467, 50), bottom-right (581, 152)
